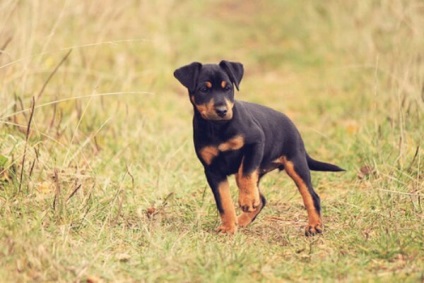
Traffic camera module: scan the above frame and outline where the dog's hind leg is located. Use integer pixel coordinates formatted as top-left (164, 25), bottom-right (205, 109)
top-left (282, 156), bottom-right (323, 236)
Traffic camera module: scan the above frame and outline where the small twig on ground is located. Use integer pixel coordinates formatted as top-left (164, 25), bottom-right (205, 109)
top-left (52, 168), bottom-right (61, 210)
top-left (15, 94), bottom-right (27, 119)
top-left (161, 192), bottom-right (174, 207)
top-left (0, 36), bottom-right (12, 56)
top-left (28, 159), bottom-right (36, 179)
top-left (18, 97), bottom-right (35, 193)
top-left (126, 165), bottom-right (135, 190)
top-left (36, 49), bottom-right (72, 102)
top-left (49, 100), bottom-right (57, 130)
top-left (407, 146), bottom-right (420, 172)
top-left (67, 184), bottom-right (82, 202)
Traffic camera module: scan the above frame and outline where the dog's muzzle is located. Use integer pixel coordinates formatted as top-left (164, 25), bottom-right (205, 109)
top-left (215, 105), bottom-right (228, 118)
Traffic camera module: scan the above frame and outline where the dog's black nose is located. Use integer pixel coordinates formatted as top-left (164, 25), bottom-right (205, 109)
top-left (215, 105), bottom-right (228, 117)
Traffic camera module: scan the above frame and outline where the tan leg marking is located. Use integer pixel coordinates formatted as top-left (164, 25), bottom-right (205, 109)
top-left (216, 180), bottom-right (238, 234)
top-left (218, 135), bottom-right (244, 151)
top-left (282, 157), bottom-right (322, 235)
top-left (199, 146), bottom-right (219, 165)
top-left (199, 135), bottom-right (243, 166)
top-left (236, 162), bottom-right (260, 212)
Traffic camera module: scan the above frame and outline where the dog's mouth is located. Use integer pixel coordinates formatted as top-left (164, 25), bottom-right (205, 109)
top-left (201, 111), bottom-right (233, 121)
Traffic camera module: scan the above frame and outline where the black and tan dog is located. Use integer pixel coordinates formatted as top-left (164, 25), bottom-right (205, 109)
top-left (174, 60), bottom-right (344, 236)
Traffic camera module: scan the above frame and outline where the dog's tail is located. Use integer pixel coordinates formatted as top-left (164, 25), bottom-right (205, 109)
top-left (307, 154), bottom-right (345, 172)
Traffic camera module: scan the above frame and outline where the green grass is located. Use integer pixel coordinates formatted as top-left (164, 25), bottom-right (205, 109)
top-left (1, 0), bottom-right (423, 282)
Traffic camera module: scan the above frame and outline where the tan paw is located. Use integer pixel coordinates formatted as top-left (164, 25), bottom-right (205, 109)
top-left (304, 223), bottom-right (323, 236)
top-left (238, 191), bottom-right (260, 212)
top-left (216, 223), bottom-right (238, 234)
top-left (238, 200), bottom-right (264, 227)
top-left (237, 213), bottom-right (254, 227)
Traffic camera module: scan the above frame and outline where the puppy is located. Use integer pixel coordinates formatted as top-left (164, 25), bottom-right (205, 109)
top-left (174, 60), bottom-right (344, 236)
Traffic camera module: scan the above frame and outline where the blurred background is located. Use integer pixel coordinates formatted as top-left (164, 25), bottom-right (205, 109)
top-left (0, 0), bottom-right (423, 281)
top-left (1, 0), bottom-right (422, 174)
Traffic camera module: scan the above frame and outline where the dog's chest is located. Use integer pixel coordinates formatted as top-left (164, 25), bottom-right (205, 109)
top-left (199, 147), bottom-right (243, 174)
top-left (194, 129), bottom-right (244, 172)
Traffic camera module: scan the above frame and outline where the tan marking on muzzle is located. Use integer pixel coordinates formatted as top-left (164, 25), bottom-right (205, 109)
top-left (195, 99), bottom-right (215, 119)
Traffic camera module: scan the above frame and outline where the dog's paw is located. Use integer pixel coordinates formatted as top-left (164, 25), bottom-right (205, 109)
top-left (216, 223), bottom-right (237, 234)
top-left (304, 223), bottom-right (323, 236)
top-left (238, 200), bottom-right (264, 227)
top-left (238, 213), bottom-right (253, 227)
top-left (238, 191), bottom-right (260, 212)
top-left (238, 213), bottom-right (255, 228)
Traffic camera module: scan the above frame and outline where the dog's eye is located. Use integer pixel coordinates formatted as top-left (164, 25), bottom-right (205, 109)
top-left (224, 85), bottom-right (231, 91)
top-left (199, 86), bottom-right (209, 93)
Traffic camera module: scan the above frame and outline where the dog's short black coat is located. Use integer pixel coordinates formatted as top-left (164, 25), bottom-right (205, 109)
top-left (174, 60), bottom-right (344, 236)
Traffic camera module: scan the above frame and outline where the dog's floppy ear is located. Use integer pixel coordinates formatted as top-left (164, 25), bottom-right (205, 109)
top-left (174, 62), bottom-right (202, 93)
top-left (219, 60), bottom-right (244, 91)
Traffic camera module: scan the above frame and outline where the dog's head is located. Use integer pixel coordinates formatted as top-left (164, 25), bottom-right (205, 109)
top-left (174, 60), bottom-right (244, 121)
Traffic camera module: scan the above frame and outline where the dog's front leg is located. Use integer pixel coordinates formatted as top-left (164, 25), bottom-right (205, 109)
top-left (205, 169), bottom-right (238, 234)
top-left (236, 142), bottom-right (264, 214)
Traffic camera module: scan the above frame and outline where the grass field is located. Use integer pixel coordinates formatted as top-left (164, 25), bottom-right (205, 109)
top-left (1, 0), bottom-right (423, 282)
